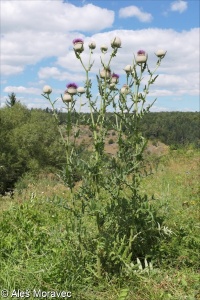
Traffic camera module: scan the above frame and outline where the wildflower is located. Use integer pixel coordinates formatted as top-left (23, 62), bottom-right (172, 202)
top-left (43, 85), bottom-right (52, 94)
top-left (135, 50), bottom-right (148, 64)
top-left (155, 49), bottom-right (166, 58)
top-left (73, 38), bottom-right (84, 44)
top-left (100, 44), bottom-right (108, 53)
top-left (73, 38), bottom-right (84, 53)
top-left (111, 73), bottom-right (120, 84)
top-left (66, 83), bottom-right (78, 95)
top-left (124, 65), bottom-right (132, 74)
top-left (62, 92), bottom-right (72, 102)
top-left (77, 87), bottom-right (85, 94)
top-left (111, 37), bottom-right (121, 48)
top-left (88, 41), bottom-right (96, 50)
top-left (100, 68), bottom-right (111, 79)
top-left (120, 84), bottom-right (129, 94)
top-left (137, 50), bottom-right (146, 55)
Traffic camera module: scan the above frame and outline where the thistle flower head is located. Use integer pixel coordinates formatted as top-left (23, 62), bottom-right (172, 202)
top-left (66, 83), bottom-right (78, 89)
top-left (111, 73), bottom-right (119, 84)
top-left (73, 38), bottom-right (84, 45)
top-left (137, 50), bottom-right (146, 56)
top-left (112, 73), bottom-right (120, 79)
top-left (73, 38), bottom-right (84, 53)
top-left (66, 83), bottom-right (78, 95)
top-left (136, 50), bottom-right (148, 64)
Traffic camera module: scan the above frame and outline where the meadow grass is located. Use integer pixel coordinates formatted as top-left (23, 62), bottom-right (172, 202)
top-left (0, 149), bottom-right (199, 299)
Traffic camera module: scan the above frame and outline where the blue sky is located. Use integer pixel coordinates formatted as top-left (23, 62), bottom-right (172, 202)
top-left (1, 0), bottom-right (199, 112)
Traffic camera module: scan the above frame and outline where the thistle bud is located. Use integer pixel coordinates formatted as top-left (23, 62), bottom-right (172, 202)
top-left (43, 85), bottom-right (52, 94)
top-left (63, 93), bottom-right (72, 102)
top-left (109, 83), bottom-right (116, 90)
top-left (120, 84), bottom-right (129, 94)
top-left (124, 65), bottom-right (132, 74)
top-left (77, 87), bottom-right (85, 94)
top-left (100, 68), bottom-right (111, 79)
top-left (100, 44), bottom-right (108, 53)
top-left (155, 49), bottom-right (166, 58)
top-left (111, 37), bottom-right (121, 48)
top-left (88, 41), bottom-right (96, 50)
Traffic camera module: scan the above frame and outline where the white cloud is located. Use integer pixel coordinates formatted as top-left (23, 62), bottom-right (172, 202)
top-left (1, 0), bottom-right (114, 76)
top-left (170, 0), bottom-right (188, 13)
top-left (119, 6), bottom-right (153, 22)
top-left (55, 28), bottom-right (199, 97)
top-left (4, 86), bottom-right (41, 95)
top-left (0, 1), bottom-right (199, 111)
top-left (2, 27), bottom-right (199, 106)
top-left (38, 67), bottom-right (86, 82)
top-left (1, 65), bottom-right (24, 76)
top-left (1, 1), bottom-right (114, 33)
top-left (150, 73), bottom-right (199, 96)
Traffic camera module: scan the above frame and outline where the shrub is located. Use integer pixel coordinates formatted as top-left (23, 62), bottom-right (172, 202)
top-left (0, 104), bottom-right (65, 194)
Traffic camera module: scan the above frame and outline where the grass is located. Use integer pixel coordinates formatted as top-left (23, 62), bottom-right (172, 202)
top-left (0, 148), bottom-right (199, 299)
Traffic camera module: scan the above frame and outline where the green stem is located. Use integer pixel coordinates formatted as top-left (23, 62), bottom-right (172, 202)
top-left (45, 95), bottom-right (66, 146)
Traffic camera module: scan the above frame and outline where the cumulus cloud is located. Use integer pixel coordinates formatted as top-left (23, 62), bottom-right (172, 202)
top-left (1, 0), bottom-right (114, 76)
top-left (1, 1), bottom-right (114, 33)
top-left (170, 0), bottom-right (188, 13)
top-left (4, 86), bottom-right (42, 95)
top-left (1, 65), bottom-right (24, 76)
top-left (1, 0), bottom-right (198, 111)
top-left (119, 6), bottom-right (153, 22)
top-left (54, 28), bottom-right (199, 97)
top-left (38, 67), bottom-right (86, 82)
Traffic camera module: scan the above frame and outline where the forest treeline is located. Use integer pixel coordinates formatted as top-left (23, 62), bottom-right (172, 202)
top-left (0, 103), bottom-right (199, 194)
top-left (56, 110), bottom-right (200, 149)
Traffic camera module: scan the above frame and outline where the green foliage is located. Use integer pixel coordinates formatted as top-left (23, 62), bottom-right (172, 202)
top-left (0, 198), bottom-right (90, 294)
top-left (0, 150), bottom-right (199, 299)
top-left (140, 112), bottom-right (200, 149)
top-left (54, 111), bottom-right (200, 149)
top-left (5, 92), bottom-right (18, 107)
top-left (0, 104), bottom-right (65, 194)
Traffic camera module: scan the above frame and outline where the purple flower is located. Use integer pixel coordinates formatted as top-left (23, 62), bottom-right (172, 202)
top-left (73, 38), bottom-right (84, 45)
top-left (112, 73), bottom-right (120, 79)
top-left (66, 83), bottom-right (78, 89)
top-left (137, 50), bottom-right (146, 55)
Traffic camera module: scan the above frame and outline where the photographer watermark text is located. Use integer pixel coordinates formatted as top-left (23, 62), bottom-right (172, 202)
top-left (1, 289), bottom-right (72, 298)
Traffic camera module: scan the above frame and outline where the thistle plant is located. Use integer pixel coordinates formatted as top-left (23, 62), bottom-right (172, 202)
top-left (42, 38), bottom-right (167, 279)
top-left (42, 82), bottom-right (85, 217)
